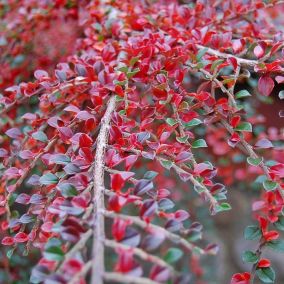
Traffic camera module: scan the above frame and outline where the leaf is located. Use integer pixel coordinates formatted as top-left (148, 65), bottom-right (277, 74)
top-left (267, 239), bottom-right (284, 252)
top-left (235, 90), bottom-right (251, 99)
top-left (166, 118), bottom-right (177, 126)
top-left (235, 122), bottom-right (252, 132)
top-left (143, 171), bottom-right (158, 180)
top-left (159, 159), bottom-right (173, 170)
top-left (164, 248), bottom-right (183, 264)
top-left (176, 135), bottom-right (189, 144)
top-left (57, 183), bottom-right (78, 197)
top-left (32, 131), bottom-right (48, 142)
top-left (255, 138), bottom-right (273, 149)
top-left (258, 75), bottom-right (274, 97)
top-left (43, 246), bottom-right (64, 262)
top-left (183, 118), bottom-right (202, 128)
top-left (158, 198), bottom-right (175, 211)
top-left (242, 250), bottom-right (259, 263)
top-left (196, 48), bottom-right (208, 61)
top-left (134, 179), bottom-right (154, 195)
top-left (14, 232), bottom-right (28, 243)
top-left (127, 68), bottom-right (140, 78)
top-left (50, 154), bottom-right (71, 165)
top-left (247, 157), bottom-right (263, 166)
top-left (256, 267), bottom-right (275, 283)
top-left (140, 200), bottom-right (157, 219)
top-left (263, 180), bottom-right (278, 191)
top-left (244, 225), bottom-right (261, 240)
top-left (39, 173), bottom-right (58, 185)
top-left (215, 202), bottom-right (232, 213)
top-left (192, 139), bottom-right (207, 148)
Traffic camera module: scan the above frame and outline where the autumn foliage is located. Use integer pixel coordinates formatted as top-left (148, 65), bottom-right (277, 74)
top-left (0, 0), bottom-right (284, 284)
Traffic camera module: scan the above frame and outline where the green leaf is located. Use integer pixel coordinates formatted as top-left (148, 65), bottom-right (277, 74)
top-left (130, 57), bottom-right (139, 66)
top-left (210, 59), bottom-right (224, 72)
top-left (143, 171), bottom-right (158, 180)
top-left (57, 183), bottom-right (78, 197)
top-left (127, 68), bottom-right (140, 78)
top-left (32, 131), bottom-right (48, 142)
top-left (279, 90), bottom-right (284, 100)
top-left (183, 118), bottom-right (202, 128)
top-left (244, 225), bottom-right (261, 240)
top-left (159, 159), bottom-right (173, 170)
top-left (267, 239), bottom-right (284, 252)
top-left (39, 173), bottom-right (58, 185)
top-left (247, 157), bottom-right (263, 166)
top-left (176, 135), bottom-right (189, 144)
top-left (215, 202), bottom-right (232, 213)
top-left (263, 180), bottom-right (278, 191)
top-left (256, 267), bottom-right (275, 283)
top-left (235, 90), bottom-right (251, 99)
top-left (166, 118), bottom-right (178, 126)
top-left (43, 246), bottom-right (64, 262)
top-left (235, 122), bottom-right (252, 132)
top-left (114, 79), bottom-right (127, 86)
top-left (192, 139), bottom-right (207, 148)
top-left (196, 48), bottom-right (208, 61)
top-left (50, 154), bottom-right (70, 165)
top-left (241, 250), bottom-right (259, 263)
top-left (118, 66), bottom-right (128, 73)
top-left (164, 248), bottom-right (183, 264)
top-left (274, 216), bottom-right (284, 231)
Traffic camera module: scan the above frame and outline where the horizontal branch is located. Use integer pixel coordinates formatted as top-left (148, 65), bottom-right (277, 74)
top-left (103, 210), bottom-right (205, 254)
top-left (1, 77), bottom-right (89, 115)
top-left (196, 44), bottom-right (284, 74)
top-left (104, 239), bottom-right (177, 276)
top-left (103, 272), bottom-right (160, 284)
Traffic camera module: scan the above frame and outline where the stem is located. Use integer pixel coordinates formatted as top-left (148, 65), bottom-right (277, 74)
top-left (103, 210), bottom-right (205, 254)
top-left (103, 272), bottom-right (160, 284)
top-left (104, 239), bottom-right (177, 276)
top-left (91, 95), bottom-right (116, 284)
top-left (250, 240), bottom-right (266, 284)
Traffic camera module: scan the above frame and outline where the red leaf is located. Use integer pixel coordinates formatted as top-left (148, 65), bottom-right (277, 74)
top-left (258, 258), bottom-right (271, 268)
top-left (258, 75), bottom-right (274, 96)
top-left (79, 133), bottom-right (93, 148)
top-left (14, 232), bottom-right (29, 243)
top-left (231, 272), bottom-right (251, 284)
top-left (1, 236), bottom-right (15, 246)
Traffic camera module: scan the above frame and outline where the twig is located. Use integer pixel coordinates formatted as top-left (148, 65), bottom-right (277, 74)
top-left (104, 239), bottom-right (177, 276)
top-left (103, 272), bottom-right (160, 284)
top-left (103, 210), bottom-right (205, 254)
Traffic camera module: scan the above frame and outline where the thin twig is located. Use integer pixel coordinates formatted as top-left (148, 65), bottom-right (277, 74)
top-left (103, 272), bottom-right (161, 284)
top-left (103, 210), bottom-right (205, 254)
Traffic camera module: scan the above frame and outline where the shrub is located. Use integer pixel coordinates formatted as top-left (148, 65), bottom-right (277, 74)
top-left (0, 1), bottom-right (283, 283)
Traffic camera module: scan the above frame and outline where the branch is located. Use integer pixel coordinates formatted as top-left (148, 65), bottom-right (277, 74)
top-left (103, 210), bottom-right (205, 254)
top-left (115, 146), bottom-right (219, 210)
top-left (103, 272), bottom-right (160, 284)
top-left (91, 95), bottom-right (116, 284)
top-left (104, 239), bottom-right (177, 276)
top-left (57, 229), bottom-right (92, 272)
top-left (196, 44), bottom-right (284, 74)
top-left (0, 77), bottom-right (89, 115)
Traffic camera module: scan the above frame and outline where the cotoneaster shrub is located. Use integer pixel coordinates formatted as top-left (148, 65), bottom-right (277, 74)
top-left (0, 0), bottom-right (283, 283)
